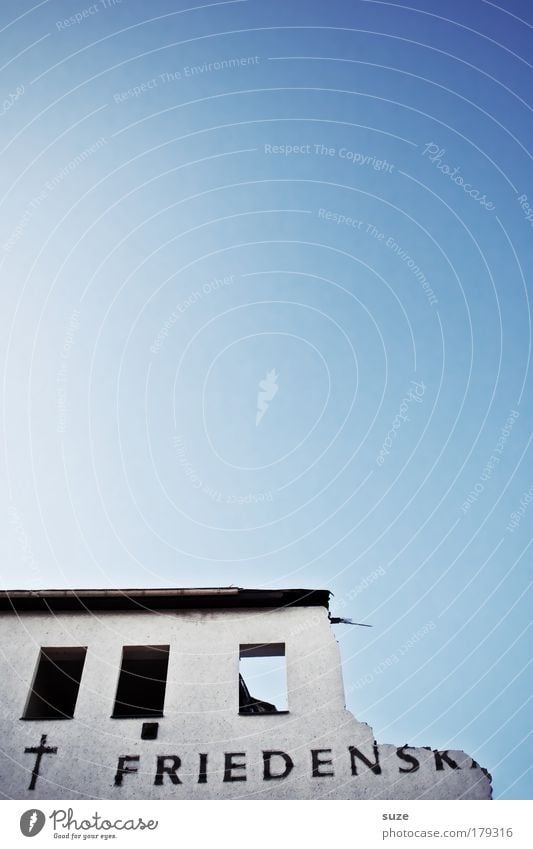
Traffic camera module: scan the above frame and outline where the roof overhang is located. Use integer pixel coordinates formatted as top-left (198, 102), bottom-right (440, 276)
top-left (0, 587), bottom-right (331, 613)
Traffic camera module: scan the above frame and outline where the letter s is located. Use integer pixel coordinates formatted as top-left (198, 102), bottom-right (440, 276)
top-left (396, 746), bottom-right (420, 773)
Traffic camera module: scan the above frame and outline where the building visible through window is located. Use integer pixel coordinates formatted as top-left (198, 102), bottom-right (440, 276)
top-left (239, 643), bottom-right (288, 714)
top-left (23, 647), bottom-right (87, 720)
top-left (112, 645), bottom-right (170, 718)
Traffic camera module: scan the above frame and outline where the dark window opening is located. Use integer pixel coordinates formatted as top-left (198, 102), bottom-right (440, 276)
top-left (23, 647), bottom-right (87, 719)
top-left (112, 645), bottom-right (169, 718)
top-left (239, 643), bottom-right (288, 714)
top-left (141, 721), bottom-right (159, 740)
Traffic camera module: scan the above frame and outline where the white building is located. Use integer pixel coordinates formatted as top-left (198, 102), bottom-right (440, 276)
top-left (0, 587), bottom-right (491, 799)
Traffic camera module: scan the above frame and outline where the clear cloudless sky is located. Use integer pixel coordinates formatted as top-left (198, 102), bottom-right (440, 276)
top-left (0, 0), bottom-right (531, 799)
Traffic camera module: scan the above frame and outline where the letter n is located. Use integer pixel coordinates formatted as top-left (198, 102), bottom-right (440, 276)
top-left (348, 743), bottom-right (382, 775)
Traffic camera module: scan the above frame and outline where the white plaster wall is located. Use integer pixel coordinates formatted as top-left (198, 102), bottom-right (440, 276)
top-left (0, 607), bottom-right (491, 799)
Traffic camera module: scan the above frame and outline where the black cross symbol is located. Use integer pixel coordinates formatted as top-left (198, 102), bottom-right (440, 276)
top-left (24, 734), bottom-right (58, 790)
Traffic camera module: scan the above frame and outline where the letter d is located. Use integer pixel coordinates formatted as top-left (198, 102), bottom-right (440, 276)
top-left (263, 750), bottom-right (294, 780)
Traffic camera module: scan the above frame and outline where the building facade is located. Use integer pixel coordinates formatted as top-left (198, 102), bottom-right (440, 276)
top-left (0, 587), bottom-right (492, 799)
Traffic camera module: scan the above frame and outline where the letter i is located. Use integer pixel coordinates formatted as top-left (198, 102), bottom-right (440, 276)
top-left (198, 753), bottom-right (208, 783)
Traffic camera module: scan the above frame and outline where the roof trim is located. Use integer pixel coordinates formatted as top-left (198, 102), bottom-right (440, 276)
top-left (0, 587), bottom-right (331, 612)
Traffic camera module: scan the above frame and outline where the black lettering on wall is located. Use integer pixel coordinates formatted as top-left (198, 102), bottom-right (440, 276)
top-left (311, 749), bottom-right (334, 777)
top-left (24, 735), bottom-right (58, 790)
top-left (114, 755), bottom-right (139, 786)
top-left (154, 755), bottom-right (182, 785)
top-left (348, 743), bottom-right (382, 776)
top-left (263, 750), bottom-right (294, 780)
top-left (223, 752), bottom-right (246, 782)
top-left (434, 750), bottom-right (460, 771)
top-left (198, 753), bottom-right (208, 784)
top-left (396, 746), bottom-right (420, 774)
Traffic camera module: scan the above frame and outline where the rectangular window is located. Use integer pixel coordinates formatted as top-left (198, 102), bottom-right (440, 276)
top-left (112, 645), bottom-right (169, 718)
top-left (23, 647), bottom-right (87, 720)
top-left (239, 643), bottom-right (288, 714)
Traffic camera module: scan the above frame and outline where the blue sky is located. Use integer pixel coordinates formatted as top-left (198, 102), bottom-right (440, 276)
top-left (0, 0), bottom-right (531, 799)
